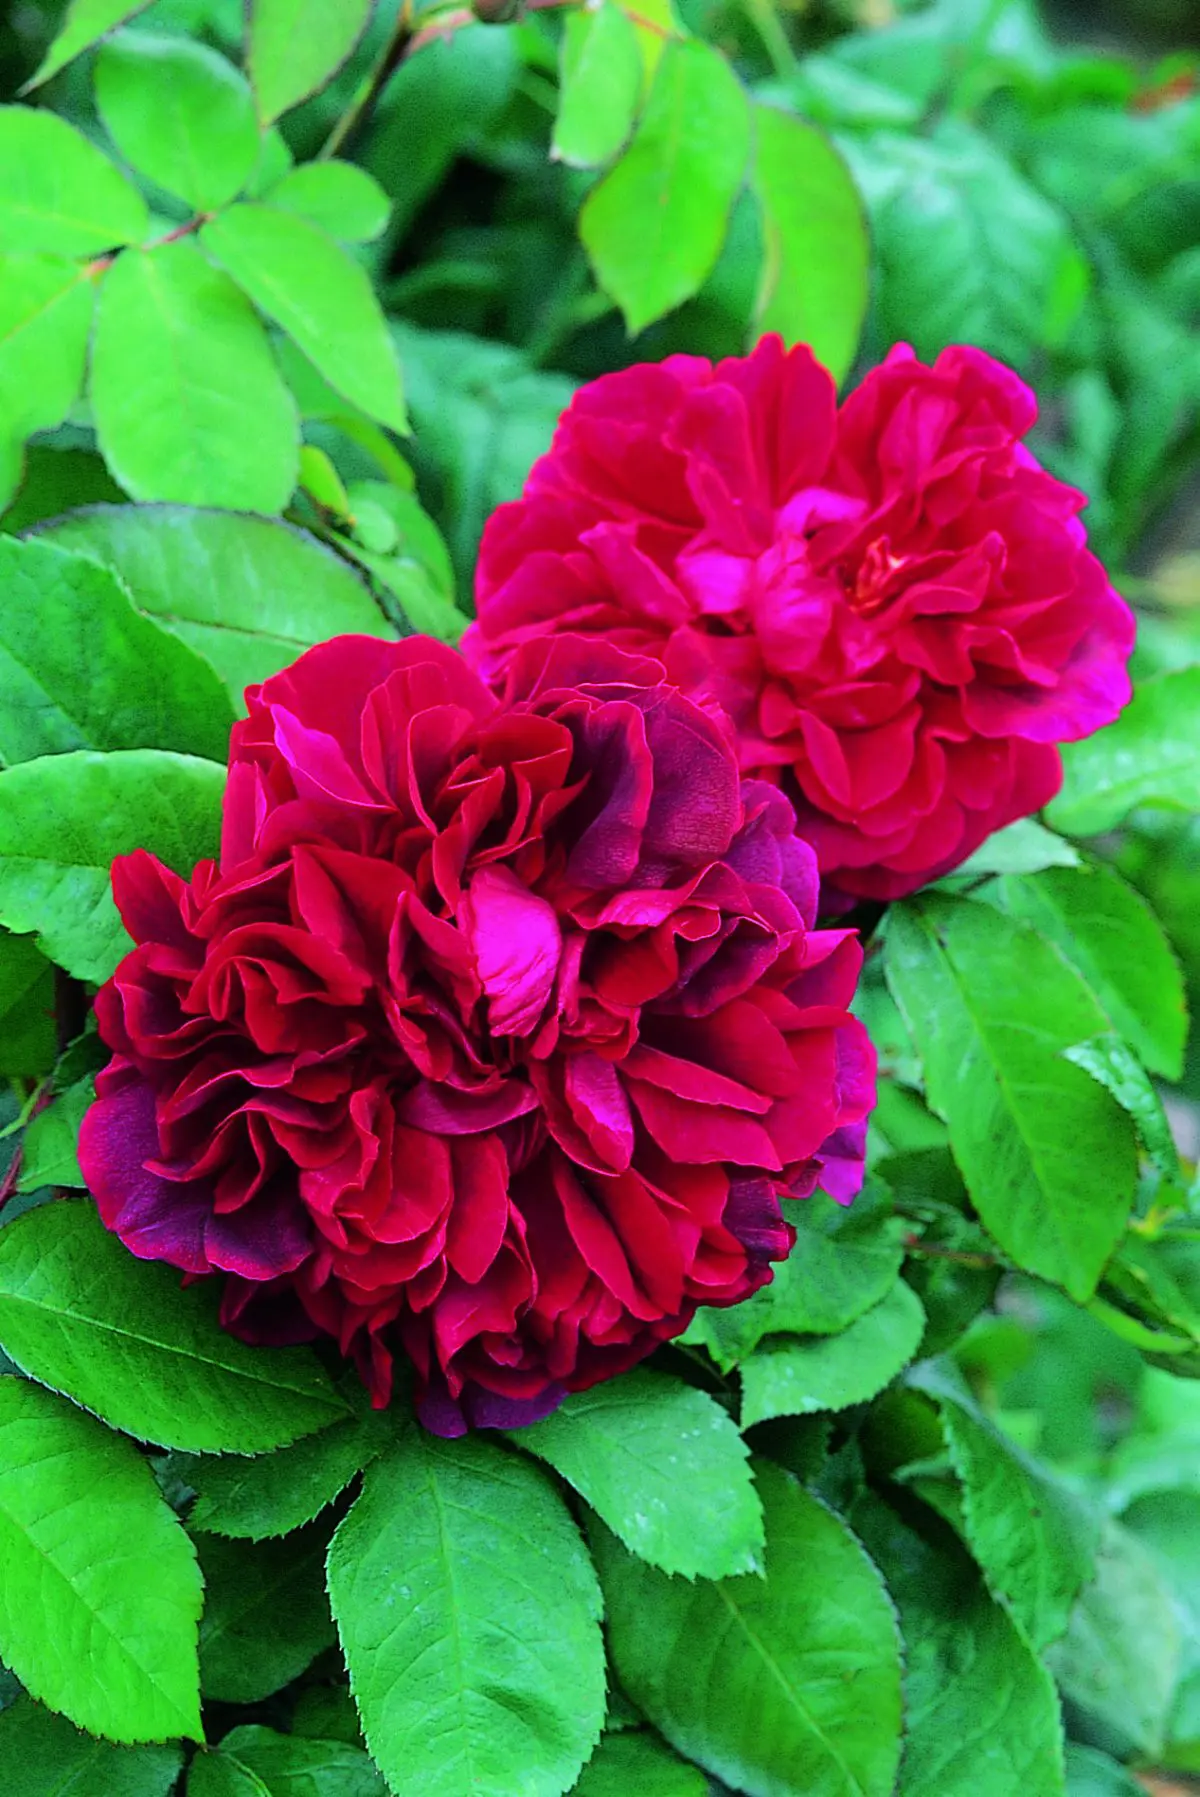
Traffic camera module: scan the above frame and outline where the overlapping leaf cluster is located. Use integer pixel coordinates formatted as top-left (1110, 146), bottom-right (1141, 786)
top-left (0, 0), bottom-right (1197, 1794)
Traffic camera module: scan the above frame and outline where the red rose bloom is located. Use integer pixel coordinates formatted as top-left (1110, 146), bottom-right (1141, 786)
top-left (78, 634), bottom-right (873, 1434)
top-left (465, 338), bottom-right (1135, 901)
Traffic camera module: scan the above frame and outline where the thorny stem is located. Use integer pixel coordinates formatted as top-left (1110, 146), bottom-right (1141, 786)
top-left (903, 1234), bottom-right (999, 1268)
top-left (85, 210), bottom-right (213, 277)
top-left (0, 1083), bottom-right (53, 1214)
top-left (320, 1), bottom-right (418, 161)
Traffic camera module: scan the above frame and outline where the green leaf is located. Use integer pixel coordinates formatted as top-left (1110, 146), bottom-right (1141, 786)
top-left (0, 931), bottom-right (55, 1079)
top-left (34, 504), bottom-right (391, 702)
top-left (0, 256), bottom-right (93, 442)
top-left (248, 0), bottom-right (373, 124)
top-left (685, 1185), bottom-right (906, 1370)
top-left (987, 863), bottom-right (1187, 1080)
top-left (291, 1685), bottom-right (363, 1744)
top-left (852, 1493), bottom-right (1066, 1797)
top-left (1063, 1033), bottom-right (1179, 1181)
top-left (23, 0), bottom-right (155, 89)
top-left (0, 107), bottom-right (147, 257)
top-left (885, 894), bottom-right (1138, 1301)
top-left (0, 748), bottom-right (223, 982)
top-left (0, 536), bottom-right (235, 766)
top-left (91, 241), bottom-right (299, 513)
top-left (580, 40), bottom-right (751, 335)
top-left (95, 33), bottom-right (260, 213)
top-left (1, 444), bottom-right (125, 535)
top-left (1048, 668), bottom-right (1200, 837)
top-left (197, 1526), bottom-right (335, 1704)
top-left (0, 1376), bottom-right (203, 1742)
top-left (751, 103), bottom-right (868, 385)
top-left (1064, 1744), bottom-right (1146, 1796)
top-left (0, 1200), bottom-right (349, 1452)
top-left (910, 1361), bottom-right (1099, 1651)
top-left (842, 119), bottom-right (1083, 365)
top-left (0, 1696), bottom-right (183, 1796)
top-left (950, 818), bottom-right (1082, 881)
top-left (211, 1726), bottom-right (386, 1797)
top-left (328, 1430), bottom-right (606, 1797)
top-left (1047, 1519), bottom-right (1180, 1761)
top-left (17, 1076), bottom-right (91, 1192)
top-left (266, 161), bottom-right (390, 243)
top-left (571, 1731), bottom-right (707, 1797)
top-left (553, 3), bottom-right (643, 170)
top-left (593, 1459), bottom-right (903, 1797)
top-left (188, 1754), bottom-right (270, 1797)
top-left (740, 1278), bottom-right (926, 1428)
top-left (517, 1369), bottom-right (763, 1579)
top-left (202, 205), bottom-right (406, 433)
top-left (395, 324), bottom-right (575, 593)
top-left (177, 1408), bottom-right (384, 1540)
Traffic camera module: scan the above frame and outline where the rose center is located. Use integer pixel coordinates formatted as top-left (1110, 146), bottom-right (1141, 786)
top-left (844, 536), bottom-right (910, 618)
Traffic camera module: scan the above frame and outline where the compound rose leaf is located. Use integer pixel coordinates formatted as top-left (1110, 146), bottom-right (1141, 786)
top-left (91, 241), bottom-right (299, 514)
top-left (247, 0), bottom-right (373, 125)
top-left (201, 205), bottom-right (406, 433)
top-left (0, 1378), bottom-right (203, 1743)
top-left (580, 40), bottom-right (751, 335)
top-left (986, 862), bottom-right (1186, 1080)
top-left (196, 1527), bottom-right (336, 1705)
top-left (0, 1696), bottom-right (183, 1796)
top-left (910, 1360), bottom-right (1100, 1651)
top-left (35, 504), bottom-right (392, 702)
top-left (739, 1278), bottom-right (926, 1429)
top-left (0, 748), bottom-right (224, 982)
top-left (517, 1368), bottom-right (764, 1579)
top-left (885, 893), bottom-right (1138, 1301)
top-left (592, 1459), bottom-right (903, 1797)
top-left (0, 536), bottom-right (235, 766)
top-left (0, 1201), bottom-right (349, 1452)
top-left (852, 1492), bottom-right (1067, 1797)
top-left (328, 1430), bottom-right (606, 1797)
top-left (0, 107), bottom-right (146, 255)
top-left (95, 33), bottom-right (260, 214)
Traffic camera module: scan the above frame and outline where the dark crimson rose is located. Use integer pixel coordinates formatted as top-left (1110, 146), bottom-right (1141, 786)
top-left (465, 337), bottom-right (1135, 901)
top-left (78, 634), bottom-right (873, 1435)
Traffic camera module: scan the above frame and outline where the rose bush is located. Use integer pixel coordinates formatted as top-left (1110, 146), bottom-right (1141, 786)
top-left (79, 633), bottom-right (873, 1433)
top-left (467, 338), bottom-right (1136, 900)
